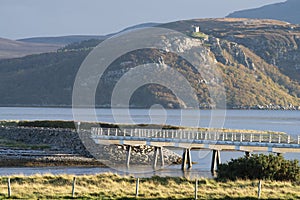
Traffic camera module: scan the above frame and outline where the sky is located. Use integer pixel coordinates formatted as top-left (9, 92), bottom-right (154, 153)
top-left (0, 0), bottom-right (285, 40)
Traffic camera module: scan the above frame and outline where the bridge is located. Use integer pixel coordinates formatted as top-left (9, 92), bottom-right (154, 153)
top-left (91, 127), bottom-right (300, 173)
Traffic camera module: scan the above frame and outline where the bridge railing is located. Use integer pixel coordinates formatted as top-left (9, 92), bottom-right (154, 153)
top-left (91, 127), bottom-right (300, 145)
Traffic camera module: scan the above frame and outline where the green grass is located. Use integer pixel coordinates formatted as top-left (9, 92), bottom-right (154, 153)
top-left (0, 173), bottom-right (299, 199)
top-left (190, 32), bottom-right (208, 40)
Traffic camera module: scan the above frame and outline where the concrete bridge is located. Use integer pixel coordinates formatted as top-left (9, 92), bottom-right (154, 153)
top-left (91, 128), bottom-right (300, 173)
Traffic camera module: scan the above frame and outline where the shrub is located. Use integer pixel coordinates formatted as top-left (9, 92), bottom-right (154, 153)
top-left (217, 154), bottom-right (300, 182)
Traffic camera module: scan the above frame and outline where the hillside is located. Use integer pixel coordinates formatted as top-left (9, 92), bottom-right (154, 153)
top-left (18, 35), bottom-right (106, 45)
top-left (0, 38), bottom-right (62, 60)
top-left (1, 23), bottom-right (158, 60)
top-left (227, 0), bottom-right (300, 24)
top-left (0, 18), bottom-right (300, 109)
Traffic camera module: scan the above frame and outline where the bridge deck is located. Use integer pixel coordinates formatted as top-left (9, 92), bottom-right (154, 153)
top-left (91, 128), bottom-right (300, 153)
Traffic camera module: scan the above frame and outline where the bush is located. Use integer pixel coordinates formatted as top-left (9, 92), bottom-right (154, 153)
top-left (217, 154), bottom-right (300, 182)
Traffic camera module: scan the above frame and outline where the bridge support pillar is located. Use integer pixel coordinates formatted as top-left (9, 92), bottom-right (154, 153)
top-left (126, 145), bottom-right (132, 169)
top-left (211, 150), bottom-right (221, 174)
top-left (277, 153), bottom-right (282, 156)
top-left (245, 151), bottom-right (251, 158)
top-left (152, 147), bottom-right (164, 169)
top-left (181, 148), bottom-right (192, 171)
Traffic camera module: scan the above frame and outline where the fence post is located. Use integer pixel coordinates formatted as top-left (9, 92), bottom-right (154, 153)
top-left (258, 180), bottom-right (262, 199)
top-left (135, 178), bottom-right (140, 197)
top-left (194, 179), bottom-right (198, 200)
top-left (72, 177), bottom-right (76, 197)
top-left (7, 177), bottom-right (11, 198)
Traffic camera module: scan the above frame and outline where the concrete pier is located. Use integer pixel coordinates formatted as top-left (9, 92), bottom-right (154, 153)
top-left (153, 147), bottom-right (164, 169)
top-left (211, 150), bottom-right (221, 173)
top-left (126, 145), bottom-right (132, 169)
top-left (181, 148), bottom-right (192, 171)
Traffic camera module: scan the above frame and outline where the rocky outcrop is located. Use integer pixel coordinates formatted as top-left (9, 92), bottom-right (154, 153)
top-left (101, 145), bottom-right (181, 165)
top-left (0, 126), bottom-right (182, 166)
top-left (208, 36), bottom-right (256, 70)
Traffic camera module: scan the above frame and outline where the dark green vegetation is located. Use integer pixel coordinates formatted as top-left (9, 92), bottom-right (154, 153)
top-left (227, 0), bottom-right (300, 24)
top-left (0, 18), bottom-right (300, 108)
top-left (217, 154), bottom-right (300, 182)
top-left (0, 137), bottom-right (49, 150)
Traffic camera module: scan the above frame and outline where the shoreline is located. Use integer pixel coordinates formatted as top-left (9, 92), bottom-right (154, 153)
top-left (1, 105), bottom-right (300, 110)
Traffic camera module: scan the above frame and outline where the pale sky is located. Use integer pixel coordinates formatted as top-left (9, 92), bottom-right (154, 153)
top-left (0, 0), bottom-right (285, 39)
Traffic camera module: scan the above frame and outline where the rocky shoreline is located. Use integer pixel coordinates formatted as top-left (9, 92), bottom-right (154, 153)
top-left (0, 126), bottom-right (182, 167)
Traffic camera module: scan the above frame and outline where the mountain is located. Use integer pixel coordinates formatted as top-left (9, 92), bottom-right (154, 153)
top-left (0, 23), bottom-right (159, 60)
top-left (18, 23), bottom-right (159, 45)
top-left (0, 38), bottom-right (62, 60)
top-left (227, 0), bottom-right (300, 24)
top-left (18, 35), bottom-right (107, 45)
top-left (0, 18), bottom-right (299, 109)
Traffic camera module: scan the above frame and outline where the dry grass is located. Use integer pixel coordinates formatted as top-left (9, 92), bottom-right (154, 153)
top-left (0, 173), bottom-right (299, 199)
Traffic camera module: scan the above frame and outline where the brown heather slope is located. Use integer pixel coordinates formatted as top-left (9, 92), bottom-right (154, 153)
top-left (0, 37), bottom-right (62, 59)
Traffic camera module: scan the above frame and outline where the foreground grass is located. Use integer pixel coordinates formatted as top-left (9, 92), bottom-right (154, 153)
top-left (0, 173), bottom-right (299, 199)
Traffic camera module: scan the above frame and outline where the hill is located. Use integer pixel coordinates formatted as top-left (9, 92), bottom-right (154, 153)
top-left (17, 23), bottom-right (159, 45)
top-left (18, 35), bottom-right (107, 45)
top-left (227, 0), bottom-right (300, 24)
top-left (0, 18), bottom-right (299, 109)
top-left (0, 38), bottom-right (62, 60)
top-left (0, 23), bottom-right (158, 60)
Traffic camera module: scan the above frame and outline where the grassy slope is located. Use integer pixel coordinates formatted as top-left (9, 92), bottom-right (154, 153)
top-left (0, 173), bottom-right (299, 199)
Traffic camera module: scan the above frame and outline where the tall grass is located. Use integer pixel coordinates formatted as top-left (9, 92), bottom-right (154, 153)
top-left (0, 173), bottom-right (299, 199)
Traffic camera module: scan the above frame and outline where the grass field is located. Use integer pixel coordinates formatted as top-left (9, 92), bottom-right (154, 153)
top-left (0, 173), bottom-right (299, 199)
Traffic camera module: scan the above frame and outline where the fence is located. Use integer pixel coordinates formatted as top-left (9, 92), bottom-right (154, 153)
top-left (1, 176), bottom-right (267, 199)
top-left (91, 127), bottom-right (300, 144)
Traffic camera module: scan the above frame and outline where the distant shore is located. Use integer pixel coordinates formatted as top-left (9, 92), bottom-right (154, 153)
top-left (1, 105), bottom-right (300, 110)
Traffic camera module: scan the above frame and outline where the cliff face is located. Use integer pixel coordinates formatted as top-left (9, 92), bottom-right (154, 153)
top-left (0, 18), bottom-right (299, 109)
top-left (158, 18), bottom-right (300, 109)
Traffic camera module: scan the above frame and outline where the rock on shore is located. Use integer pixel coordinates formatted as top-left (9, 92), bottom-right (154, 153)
top-left (0, 126), bottom-right (182, 167)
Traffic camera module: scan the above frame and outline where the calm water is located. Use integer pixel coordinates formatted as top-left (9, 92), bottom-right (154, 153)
top-left (0, 107), bottom-right (299, 177)
top-left (1, 107), bottom-right (299, 135)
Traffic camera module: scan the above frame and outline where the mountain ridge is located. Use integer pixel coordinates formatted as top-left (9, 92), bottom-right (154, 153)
top-left (0, 37), bottom-right (62, 60)
top-left (227, 0), bottom-right (300, 24)
top-left (0, 23), bottom-right (159, 60)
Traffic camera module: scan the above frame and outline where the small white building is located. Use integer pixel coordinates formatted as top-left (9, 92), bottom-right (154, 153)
top-left (193, 26), bottom-right (200, 33)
